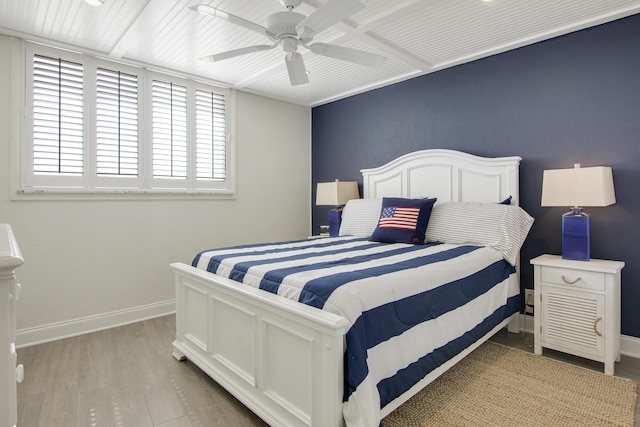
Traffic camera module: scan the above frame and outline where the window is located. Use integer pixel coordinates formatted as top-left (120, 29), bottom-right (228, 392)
top-left (32, 54), bottom-right (84, 176)
top-left (96, 67), bottom-right (139, 177)
top-left (151, 79), bottom-right (188, 180)
top-left (22, 43), bottom-right (232, 196)
top-left (195, 89), bottom-right (227, 182)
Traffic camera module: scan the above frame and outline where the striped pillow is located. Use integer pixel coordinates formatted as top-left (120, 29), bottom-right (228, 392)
top-left (339, 198), bottom-right (383, 237)
top-left (425, 202), bottom-right (534, 265)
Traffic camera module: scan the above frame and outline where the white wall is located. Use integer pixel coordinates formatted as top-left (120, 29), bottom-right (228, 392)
top-left (0, 35), bottom-right (312, 346)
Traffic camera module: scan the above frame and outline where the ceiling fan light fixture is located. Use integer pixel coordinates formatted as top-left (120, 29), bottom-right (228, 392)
top-left (281, 37), bottom-right (298, 53)
top-left (85, 0), bottom-right (104, 6)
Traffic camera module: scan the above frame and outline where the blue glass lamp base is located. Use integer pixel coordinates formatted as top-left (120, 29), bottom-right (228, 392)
top-left (328, 208), bottom-right (343, 237)
top-left (562, 208), bottom-right (590, 261)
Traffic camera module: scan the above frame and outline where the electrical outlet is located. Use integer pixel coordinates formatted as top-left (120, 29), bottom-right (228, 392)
top-left (524, 289), bottom-right (535, 307)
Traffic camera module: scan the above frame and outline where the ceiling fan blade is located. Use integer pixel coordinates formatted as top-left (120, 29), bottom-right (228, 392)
top-left (190, 4), bottom-right (276, 40)
top-left (296, 0), bottom-right (365, 40)
top-left (306, 43), bottom-right (386, 68)
top-left (285, 52), bottom-right (309, 86)
top-left (201, 44), bottom-right (277, 62)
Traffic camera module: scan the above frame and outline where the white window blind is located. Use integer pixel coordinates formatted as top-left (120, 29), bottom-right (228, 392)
top-left (151, 80), bottom-right (188, 179)
top-left (24, 43), bottom-right (233, 196)
top-left (96, 68), bottom-right (139, 176)
top-left (195, 89), bottom-right (227, 181)
top-left (32, 54), bottom-right (84, 176)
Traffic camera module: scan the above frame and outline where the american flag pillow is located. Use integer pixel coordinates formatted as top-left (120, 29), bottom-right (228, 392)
top-left (369, 197), bottom-right (437, 244)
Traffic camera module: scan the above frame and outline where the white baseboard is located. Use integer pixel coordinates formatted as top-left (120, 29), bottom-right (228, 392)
top-left (620, 334), bottom-right (640, 359)
top-left (16, 299), bottom-right (176, 348)
top-left (516, 313), bottom-right (640, 360)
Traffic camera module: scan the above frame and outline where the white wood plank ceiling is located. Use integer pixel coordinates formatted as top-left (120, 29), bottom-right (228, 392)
top-left (1, 0), bottom-right (639, 107)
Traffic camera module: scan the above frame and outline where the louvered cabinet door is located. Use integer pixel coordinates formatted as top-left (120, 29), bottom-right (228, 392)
top-left (541, 286), bottom-right (604, 358)
top-left (530, 255), bottom-right (624, 376)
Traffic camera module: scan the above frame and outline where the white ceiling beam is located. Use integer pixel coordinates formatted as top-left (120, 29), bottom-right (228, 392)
top-left (304, 0), bottom-right (432, 72)
top-left (108, 0), bottom-right (155, 58)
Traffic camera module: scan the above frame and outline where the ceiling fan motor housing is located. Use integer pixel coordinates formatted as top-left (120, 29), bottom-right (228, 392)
top-left (266, 11), bottom-right (304, 38)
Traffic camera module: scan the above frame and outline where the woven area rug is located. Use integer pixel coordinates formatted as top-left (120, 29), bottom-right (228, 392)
top-left (382, 341), bottom-right (637, 426)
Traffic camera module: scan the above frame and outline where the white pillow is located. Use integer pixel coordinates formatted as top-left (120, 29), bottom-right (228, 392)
top-left (339, 198), bottom-right (383, 237)
top-left (425, 202), bottom-right (534, 265)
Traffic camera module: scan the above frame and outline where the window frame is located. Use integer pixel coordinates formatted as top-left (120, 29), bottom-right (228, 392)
top-left (20, 42), bottom-right (234, 198)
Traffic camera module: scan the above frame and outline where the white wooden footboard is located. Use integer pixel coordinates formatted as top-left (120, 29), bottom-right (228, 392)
top-left (171, 262), bottom-right (350, 427)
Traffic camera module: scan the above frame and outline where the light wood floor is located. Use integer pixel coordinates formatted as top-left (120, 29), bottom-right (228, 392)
top-left (17, 315), bottom-right (267, 427)
top-left (16, 315), bottom-right (640, 426)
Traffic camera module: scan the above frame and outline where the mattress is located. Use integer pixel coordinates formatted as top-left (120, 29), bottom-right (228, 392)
top-left (193, 236), bottom-right (521, 426)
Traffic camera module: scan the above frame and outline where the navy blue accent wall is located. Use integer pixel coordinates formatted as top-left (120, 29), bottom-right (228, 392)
top-left (312, 14), bottom-right (640, 338)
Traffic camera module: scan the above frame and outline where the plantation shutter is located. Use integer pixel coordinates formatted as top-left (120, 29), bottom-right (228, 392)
top-left (195, 89), bottom-right (227, 181)
top-left (151, 80), bottom-right (188, 179)
top-left (96, 68), bottom-right (139, 176)
top-left (25, 43), bottom-right (232, 194)
top-left (32, 54), bottom-right (84, 175)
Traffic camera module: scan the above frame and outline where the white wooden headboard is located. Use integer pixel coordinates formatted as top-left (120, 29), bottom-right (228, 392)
top-left (361, 149), bottom-right (521, 205)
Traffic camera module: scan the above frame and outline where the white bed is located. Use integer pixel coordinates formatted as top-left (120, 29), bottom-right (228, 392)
top-left (171, 149), bottom-right (528, 427)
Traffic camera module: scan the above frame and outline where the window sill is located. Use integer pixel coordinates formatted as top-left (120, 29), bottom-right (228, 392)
top-left (13, 188), bottom-right (236, 201)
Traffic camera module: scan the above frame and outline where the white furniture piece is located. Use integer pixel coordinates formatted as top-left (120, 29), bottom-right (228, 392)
top-left (171, 149), bottom-right (522, 427)
top-left (531, 254), bottom-right (624, 375)
top-left (0, 224), bottom-right (24, 427)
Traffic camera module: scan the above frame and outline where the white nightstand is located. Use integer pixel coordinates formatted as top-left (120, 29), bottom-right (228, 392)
top-left (530, 254), bottom-right (624, 375)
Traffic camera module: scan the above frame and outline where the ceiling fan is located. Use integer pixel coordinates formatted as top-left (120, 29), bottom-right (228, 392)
top-left (190, 0), bottom-right (387, 86)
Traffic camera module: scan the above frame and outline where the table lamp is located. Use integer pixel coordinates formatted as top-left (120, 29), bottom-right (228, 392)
top-left (316, 180), bottom-right (360, 237)
top-left (541, 164), bottom-right (615, 261)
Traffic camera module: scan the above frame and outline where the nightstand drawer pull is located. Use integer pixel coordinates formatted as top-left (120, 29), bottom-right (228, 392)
top-left (561, 275), bottom-right (581, 285)
top-left (593, 317), bottom-right (603, 336)
top-left (540, 266), bottom-right (604, 290)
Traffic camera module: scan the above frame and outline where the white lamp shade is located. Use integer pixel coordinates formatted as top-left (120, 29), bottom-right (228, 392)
top-left (541, 165), bottom-right (616, 207)
top-left (316, 181), bottom-right (359, 206)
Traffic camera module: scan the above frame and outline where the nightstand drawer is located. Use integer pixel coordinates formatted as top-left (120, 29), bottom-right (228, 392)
top-left (540, 266), bottom-right (605, 291)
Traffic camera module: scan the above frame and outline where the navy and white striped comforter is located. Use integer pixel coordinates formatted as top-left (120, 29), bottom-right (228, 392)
top-left (193, 236), bottom-right (521, 427)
